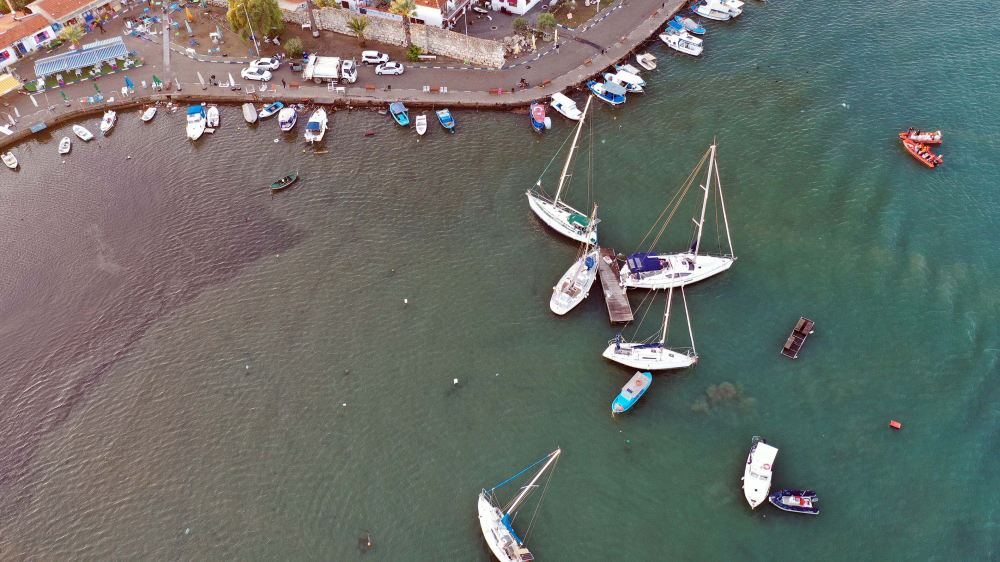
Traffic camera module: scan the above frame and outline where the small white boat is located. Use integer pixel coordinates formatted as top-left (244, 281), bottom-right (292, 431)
top-left (661, 32), bottom-right (704, 56)
top-left (603, 71), bottom-right (644, 93)
top-left (278, 107), bottom-right (297, 132)
top-left (550, 92), bottom-right (582, 121)
top-left (73, 124), bottom-right (94, 141)
top-left (616, 63), bottom-right (644, 77)
top-left (140, 107), bottom-right (157, 122)
top-left (742, 439), bottom-right (778, 509)
top-left (186, 105), bottom-right (207, 140)
top-left (99, 110), bottom-right (116, 133)
top-left (58, 136), bottom-right (71, 154)
top-left (303, 108), bottom-right (328, 143)
top-left (415, 114), bottom-right (427, 136)
top-left (1, 151), bottom-right (17, 169)
top-left (551, 205), bottom-right (599, 315)
top-left (636, 53), bottom-right (657, 71)
top-left (242, 103), bottom-right (257, 124)
top-left (206, 105), bottom-right (220, 128)
top-left (259, 102), bottom-right (283, 120)
top-left (692, 0), bottom-right (734, 20)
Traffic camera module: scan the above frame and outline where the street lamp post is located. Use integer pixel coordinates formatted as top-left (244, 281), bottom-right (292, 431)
top-left (238, 3), bottom-right (260, 56)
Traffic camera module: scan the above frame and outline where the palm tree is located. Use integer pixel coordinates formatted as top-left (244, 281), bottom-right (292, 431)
top-left (346, 15), bottom-right (369, 47)
top-left (59, 24), bottom-right (85, 48)
top-left (388, 0), bottom-right (416, 48)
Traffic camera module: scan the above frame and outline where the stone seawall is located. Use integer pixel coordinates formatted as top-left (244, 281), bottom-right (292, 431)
top-left (207, 0), bottom-right (505, 68)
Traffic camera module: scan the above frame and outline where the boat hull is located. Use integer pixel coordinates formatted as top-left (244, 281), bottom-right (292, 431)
top-left (2, 153), bottom-right (16, 169)
top-left (661, 33), bottom-right (704, 56)
top-left (58, 137), bottom-right (71, 154)
top-left (742, 441), bottom-right (778, 509)
top-left (530, 102), bottom-right (545, 131)
top-left (242, 103), bottom-right (258, 123)
top-left (692, 5), bottom-right (732, 20)
top-left (73, 126), bottom-right (93, 141)
top-left (900, 130), bottom-right (941, 144)
top-left (612, 371), bottom-right (653, 412)
top-left (602, 342), bottom-right (696, 371)
top-left (436, 109), bottom-right (456, 131)
top-left (550, 249), bottom-right (600, 315)
top-left (527, 191), bottom-right (598, 245)
top-left (415, 115), bottom-right (427, 135)
top-left (620, 253), bottom-right (733, 290)
top-left (141, 107), bottom-right (157, 122)
top-left (636, 54), bottom-right (657, 70)
top-left (478, 494), bottom-right (526, 562)
top-left (900, 137), bottom-right (941, 168)
top-left (587, 81), bottom-right (625, 105)
top-left (769, 490), bottom-right (819, 515)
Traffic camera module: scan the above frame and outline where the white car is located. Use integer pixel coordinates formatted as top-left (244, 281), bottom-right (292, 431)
top-left (250, 57), bottom-right (281, 70)
top-left (241, 67), bottom-right (272, 81)
top-left (375, 61), bottom-right (404, 76)
top-left (362, 50), bottom-right (389, 65)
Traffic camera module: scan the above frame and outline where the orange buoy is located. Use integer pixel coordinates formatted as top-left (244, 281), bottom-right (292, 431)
top-left (889, 420), bottom-right (902, 429)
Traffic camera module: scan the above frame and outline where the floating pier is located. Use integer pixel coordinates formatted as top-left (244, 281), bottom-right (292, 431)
top-left (781, 317), bottom-right (815, 359)
top-left (598, 248), bottom-right (633, 324)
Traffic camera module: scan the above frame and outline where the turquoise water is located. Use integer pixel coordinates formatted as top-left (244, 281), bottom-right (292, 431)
top-left (1, 1), bottom-right (999, 559)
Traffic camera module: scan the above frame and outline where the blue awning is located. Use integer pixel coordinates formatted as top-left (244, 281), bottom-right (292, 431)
top-left (188, 105), bottom-right (204, 115)
top-left (34, 37), bottom-right (128, 78)
top-left (626, 253), bottom-right (662, 273)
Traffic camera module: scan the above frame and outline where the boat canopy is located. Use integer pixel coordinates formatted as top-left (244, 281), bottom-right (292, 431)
top-left (568, 213), bottom-right (590, 227)
top-left (306, 121), bottom-right (321, 131)
top-left (500, 513), bottom-right (523, 546)
top-left (188, 105), bottom-right (204, 115)
top-left (627, 253), bottom-right (662, 273)
top-left (618, 64), bottom-right (642, 76)
top-left (603, 82), bottom-right (627, 96)
top-left (390, 102), bottom-right (406, 114)
top-left (550, 92), bottom-right (577, 109)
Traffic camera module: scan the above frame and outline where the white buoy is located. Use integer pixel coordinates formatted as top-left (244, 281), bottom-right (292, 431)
top-left (342, 403), bottom-right (347, 406)
top-left (404, 298), bottom-right (408, 304)
top-left (245, 365), bottom-right (250, 370)
top-left (453, 378), bottom-right (458, 385)
top-left (185, 528), bottom-right (190, 535)
top-left (543, 116), bottom-right (552, 129)
top-left (274, 138), bottom-right (279, 143)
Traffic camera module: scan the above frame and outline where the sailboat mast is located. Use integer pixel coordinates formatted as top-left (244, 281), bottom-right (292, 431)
top-left (714, 157), bottom-right (734, 257)
top-left (506, 449), bottom-right (561, 516)
top-left (660, 287), bottom-right (674, 345)
top-left (681, 286), bottom-right (696, 356)
top-left (692, 143), bottom-right (717, 262)
top-left (553, 96), bottom-right (593, 204)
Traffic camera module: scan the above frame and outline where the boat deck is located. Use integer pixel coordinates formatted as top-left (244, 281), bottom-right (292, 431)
top-left (781, 317), bottom-right (815, 359)
top-left (598, 248), bottom-right (633, 323)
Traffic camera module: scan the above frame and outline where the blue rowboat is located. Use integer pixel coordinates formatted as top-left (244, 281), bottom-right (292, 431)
top-left (674, 15), bottom-right (706, 34)
top-left (258, 101), bottom-right (283, 119)
top-left (587, 80), bottom-right (626, 106)
top-left (389, 102), bottom-right (410, 126)
top-left (768, 490), bottom-right (820, 515)
top-left (435, 108), bottom-right (455, 132)
top-left (612, 371), bottom-right (652, 413)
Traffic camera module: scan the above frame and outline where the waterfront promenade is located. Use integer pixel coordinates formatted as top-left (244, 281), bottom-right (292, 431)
top-left (1, 0), bottom-right (688, 149)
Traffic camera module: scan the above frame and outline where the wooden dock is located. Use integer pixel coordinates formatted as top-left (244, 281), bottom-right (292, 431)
top-left (781, 317), bottom-right (815, 359)
top-left (597, 248), bottom-right (633, 323)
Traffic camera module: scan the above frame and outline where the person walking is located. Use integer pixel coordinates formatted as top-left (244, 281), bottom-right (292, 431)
top-left (98, 21), bottom-right (105, 34)
top-left (281, 79), bottom-right (286, 89)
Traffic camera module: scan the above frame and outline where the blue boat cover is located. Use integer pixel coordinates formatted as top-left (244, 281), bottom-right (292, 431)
top-left (501, 513), bottom-right (523, 546)
top-left (306, 121), bottom-right (321, 130)
top-left (35, 37), bottom-right (128, 77)
top-left (188, 105), bottom-right (204, 115)
top-left (667, 19), bottom-right (684, 30)
top-left (584, 256), bottom-right (595, 269)
top-left (626, 253), bottom-right (662, 273)
top-left (389, 102), bottom-right (406, 114)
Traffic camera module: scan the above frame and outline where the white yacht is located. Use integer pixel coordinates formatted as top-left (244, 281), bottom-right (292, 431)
top-left (742, 440), bottom-right (778, 509)
top-left (304, 108), bottom-right (328, 143)
top-left (661, 32), bottom-right (704, 56)
top-left (602, 286), bottom-right (697, 370)
top-left (186, 105), bottom-right (207, 140)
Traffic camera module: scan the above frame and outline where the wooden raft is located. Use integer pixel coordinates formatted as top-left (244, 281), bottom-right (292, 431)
top-left (781, 317), bottom-right (815, 359)
top-left (598, 248), bottom-right (633, 323)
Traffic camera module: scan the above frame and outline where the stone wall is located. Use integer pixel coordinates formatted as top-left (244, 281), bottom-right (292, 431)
top-left (208, 0), bottom-right (505, 68)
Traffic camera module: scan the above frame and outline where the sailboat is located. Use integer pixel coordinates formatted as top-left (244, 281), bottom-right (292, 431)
top-left (602, 286), bottom-right (698, 370)
top-left (526, 95), bottom-right (599, 245)
top-left (550, 204), bottom-right (601, 315)
top-left (479, 449), bottom-right (561, 562)
top-left (619, 141), bottom-right (735, 290)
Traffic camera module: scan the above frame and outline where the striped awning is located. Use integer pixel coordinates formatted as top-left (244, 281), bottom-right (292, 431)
top-left (33, 37), bottom-right (128, 78)
top-left (0, 73), bottom-right (21, 96)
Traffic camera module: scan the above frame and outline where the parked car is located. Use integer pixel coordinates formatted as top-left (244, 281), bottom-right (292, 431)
top-left (241, 67), bottom-right (273, 81)
top-left (375, 61), bottom-right (405, 76)
top-left (361, 51), bottom-right (390, 65)
top-left (250, 57), bottom-right (281, 70)
top-left (341, 59), bottom-right (358, 83)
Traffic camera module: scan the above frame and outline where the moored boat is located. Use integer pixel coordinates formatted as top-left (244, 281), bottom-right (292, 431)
top-left (141, 107), bottom-right (157, 122)
top-left (603, 286), bottom-right (698, 370)
top-left (612, 371), bottom-right (653, 413)
top-left (206, 105), bottom-right (220, 128)
top-left (550, 93), bottom-right (582, 121)
top-left (743, 439), bottom-right (778, 509)
top-left (270, 173), bottom-right (298, 191)
top-left (99, 110), bottom-right (116, 133)
top-left (304, 108), bottom-right (328, 143)
top-left (769, 490), bottom-right (819, 515)
top-left (258, 101), bottom-right (283, 119)
top-left (550, 205), bottom-right (600, 315)
top-left (415, 114), bottom-right (427, 136)
top-left (661, 32), bottom-right (704, 56)
top-left (900, 136), bottom-right (942, 168)
top-left (186, 105), bottom-right (207, 140)
top-left (604, 71), bottom-right (644, 93)
top-left (389, 102), bottom-right (409, 126)
top-left (73, 124), bottom-right (94, 141)
top-left (636, 53), bottom-right (657, 70)
top-left (435, 108), bottom-right (456, 132)
top-left (901, 128), bottom-right (941, 144)
top-left (675, 15), bottom-right (706, 34)
top-left (242, 103), bottom-right (258, 123)
top-left (692, 0), bottom-right (734, 20)
top-left (278, 107), bottom-right (297, 132)
top-left (58, 136), bottom-right (72, 154)
top-left (2, 151), bottom-right (17, 169)
top-left (530, 101), bottom-right (546, 132)
top-left (588, 80), bottom-right (626, 105)
top-left (614, 63), bottom-right (645, 78)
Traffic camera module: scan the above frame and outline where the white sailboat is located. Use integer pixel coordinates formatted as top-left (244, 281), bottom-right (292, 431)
top-left (479, 449), bottom-right (561, 562)
top-left (526, 95), bottom-right (599, 245)
top-left (550, 204), bottom-right (600, 315)
top-left (742, 439), bottom-right (778, 509)
top-left (619, 141), bottom-right (735, 290)
top-left (602, 286), bottom-right (697, 370)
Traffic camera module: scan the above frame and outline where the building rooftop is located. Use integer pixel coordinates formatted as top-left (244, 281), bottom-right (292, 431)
top-left (28, 0), bottom-right (99, 22)
top-left (414, 0), bottom-right (448, 10)
top-left (0, 14), bottom-right (52, 50)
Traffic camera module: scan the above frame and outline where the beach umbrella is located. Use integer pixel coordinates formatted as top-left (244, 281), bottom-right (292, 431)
top-left (60, 90), bottom-right (68, 102)
top-left (228, 72), bottom-right (235, 88)
top-left (197, 71), bottom-right (206, 89)
top-left (215, 25), bottom-right (222, 39)
top-left (152, 75), bottom-right (162, 85)
top-left (94, 80), bottom-right (101, 94)
top-left (185, 7), bottom-right (193, 21)
top-left (125, 76), bottom-right (135, 89)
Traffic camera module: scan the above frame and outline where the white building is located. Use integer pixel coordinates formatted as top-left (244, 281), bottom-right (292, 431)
top-left (337, 0), bottom-right (471, 29)
top-left (490, 0), bottom-right (541, 16)
top-left (0, 13), bottom-right (59, 71)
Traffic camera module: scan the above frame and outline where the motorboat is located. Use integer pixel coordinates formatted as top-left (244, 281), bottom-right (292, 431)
top-left (720, 0), bottom-right (744, 15)
top-left (73, 124), bottom-right (94, 141)
top-left (615, 63), bottom-right (645, 78)
top-left (530, 101), bottom-right (546, 132)
top-left (278, 107), bottom-right (297, 132)
top-left (900, 136), bottom-right (942, 168)
top-left (550, 205), bottom-right (599, 315)
top-left (674, 15), bottom-right (706, 34)
top-left (415, 114), bottom-right (427, 135)
top-left (186, 105), bottom-right (207, 140)
top-left (141, 107), bottom-right (157, 122)
top-left (661, 32), bottom-right (704, 56)
top-left (206, 105), bottom-right (220, 128)
top-left (603, 286), bottom-right (698, 371)
top-left (549, 93), bottom-right (582, 121)
top-left (604, 71), bottom-right (643, 93)
top-left (901, 128), bottom-right (942, 144)
top-left (636, 53), bottom-right (657, 71)
top-left (692, 0), bottom-right (734, 20)
top-left (389, 102), bottom-right (409, 126)
top-left (258, 101), bottom-right (283, 119)
top-left (304, 108), bottom-right (328, 143)
top-left (435, 108), bottom-right (455, 132)
top-left (270, 173), bottom-right (298, 191)
top-left (587, 80), bottom-right (626, 106)
top-left (769, 490), bottom-right (819, 515)
top-left (99, 110), bottom-right (116, 133)
top-left (58, 136), bottom-right (71, 154)
top-left (242, 103), bottom-right (258, 123)
top-left (1, 151), bottom-right (16, 169)
top-left (665, 19), bottom-right (692, 36)
top-left (612, 372), bottom-right (652, 413)
top-left (742, 439), bottom-right (778, 509)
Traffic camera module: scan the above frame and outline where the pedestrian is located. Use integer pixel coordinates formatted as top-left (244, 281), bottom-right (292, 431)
top-left (281, 79), bottom-right (286, 89)
top-left (556, 43), bottom-right (560, 54)
top-left (98, 21), bottom-right (105, 34)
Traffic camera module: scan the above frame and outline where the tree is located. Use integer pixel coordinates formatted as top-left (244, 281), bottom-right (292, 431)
top-left (284, 36), bottom-right (304, 58)
top-left (315, 0), bottom-right (340, 7)
top-left (511, 17), bottom-right (528, 35)
top-left (347, 15), bottom-right (369, 46)
top-left (406, 44), bottom-right (422, 62)
top-left (227, 0), bottom-right (283, 44)
top-left (59, 24), bottom-right (85, 48)
top-left (388, 0), bottom-right (416, 48)
top-left (536, 12), bottom-right (556, 31)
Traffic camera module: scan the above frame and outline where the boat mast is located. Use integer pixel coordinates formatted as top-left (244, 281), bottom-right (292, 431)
top-left (553, 96), bottom-right (593, 204)
top-left (681, 286), bottom-right (696, 356)
top-left (660, 287), bottom-right (674, 345)
top-left (714, 156), bottom-right (735, 257)
top-left (691, 142), bottom-right (717, 263)
top-left (506, 449), bottom-right (561, 516)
